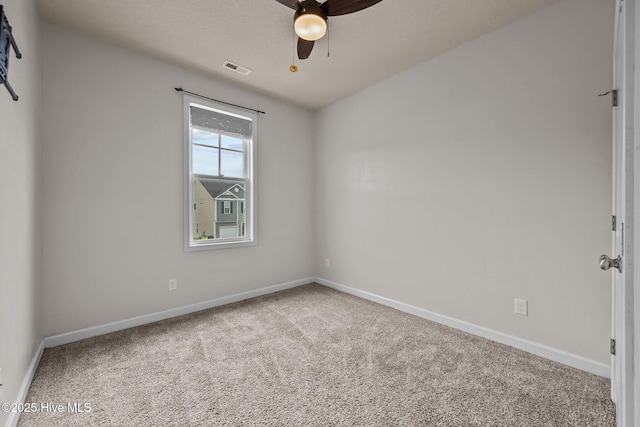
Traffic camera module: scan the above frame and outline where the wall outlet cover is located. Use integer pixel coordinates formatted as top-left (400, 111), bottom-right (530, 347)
top-left (514, 298), bottom-right (528, 316)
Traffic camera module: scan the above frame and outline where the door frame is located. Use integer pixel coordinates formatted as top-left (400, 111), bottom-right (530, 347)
top-left (633, 0), bottom-right (640, 422)
top-left (613, 0), bottom-right (637, 426)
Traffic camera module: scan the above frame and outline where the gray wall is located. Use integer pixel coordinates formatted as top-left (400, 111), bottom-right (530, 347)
top-left (0, 0), bottom-right (42, 425)
top-left (1, 2), bottom-right (618, 414)
top-left (40, 23), bottom-right (316, 336)
top-left (315, 0), bottom-right (614, 364)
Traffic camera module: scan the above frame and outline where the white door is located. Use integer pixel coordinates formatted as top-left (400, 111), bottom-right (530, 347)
top-left (604, 1), bottom-right (635, 425)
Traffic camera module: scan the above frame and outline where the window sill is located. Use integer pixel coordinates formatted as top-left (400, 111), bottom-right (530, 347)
top-left (184, 238), bottom-right (256, 252)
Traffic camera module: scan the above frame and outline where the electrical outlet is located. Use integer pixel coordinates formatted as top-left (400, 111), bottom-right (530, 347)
top-left (514, 298), bottom-right (528, 316)
top-left (169, 278), bottom-right (177, 291)
top-left (325, 258), bottom-right (331, 268)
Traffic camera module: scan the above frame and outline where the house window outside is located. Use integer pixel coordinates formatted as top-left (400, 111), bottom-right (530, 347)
top-left (184, 95), bottom-right (256, 250)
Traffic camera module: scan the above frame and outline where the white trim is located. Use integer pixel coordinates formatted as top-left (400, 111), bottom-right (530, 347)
top-left (184, 94), bottom-right (257, 252)
top-left (315, 277), bottom-right (610, 378)
top-left (614, 0), bottom-right (638, 424)
top-left (632, 0), bottom-right (640, 422)
top-left (44, 277), bottom-right (313, 348)
top-left (15, 275), bottom-right (610, 427)
top-left (6, 341), bottom-right (45, 427)
top-left (42, 276), bottom-right (611, 377)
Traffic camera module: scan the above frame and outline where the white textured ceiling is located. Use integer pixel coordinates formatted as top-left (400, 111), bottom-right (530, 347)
top-left (37, 0), bottom-right (558, 110)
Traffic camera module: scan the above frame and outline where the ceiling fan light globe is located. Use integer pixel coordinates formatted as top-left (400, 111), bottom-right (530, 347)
top-left (294, 13), bottom-right (327, 41)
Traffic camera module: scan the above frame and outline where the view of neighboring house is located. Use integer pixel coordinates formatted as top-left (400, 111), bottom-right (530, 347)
top-left (193, 179), bottom-right (245, 239)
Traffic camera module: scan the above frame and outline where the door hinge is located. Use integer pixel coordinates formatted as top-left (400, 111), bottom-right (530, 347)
top-left (611, 338), bottom-right (616, 355)
top-left (612, 215), bottom-right (616, 231)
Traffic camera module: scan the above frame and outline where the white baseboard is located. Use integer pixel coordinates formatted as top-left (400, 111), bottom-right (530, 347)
top-left (44, 277), bottom-right (314, 348)
top-left (5, 340), bottom-right (45, 427)
top-left (10, 275), bottom-right (608, 427)
top-left (315, 277), bottom-right (611, 378)
top-left (41, 274), bottom-right (610, 379)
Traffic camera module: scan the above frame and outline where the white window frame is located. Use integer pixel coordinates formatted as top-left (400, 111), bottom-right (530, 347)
top-left (223, 200), bottom-right (233, 215)
top-left (183, 95), bottom-right (257, 251)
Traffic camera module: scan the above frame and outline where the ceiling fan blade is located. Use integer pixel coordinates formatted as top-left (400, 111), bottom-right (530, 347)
top-left (297, 38), bottom-right (315, 60)
top-left (274, 0), bottom-right (300, 10)
top-left (322, 0), bottom-right (383, 16)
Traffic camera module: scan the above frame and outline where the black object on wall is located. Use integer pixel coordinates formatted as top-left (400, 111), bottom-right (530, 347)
top-left (0, 5), bottom-right (22, 101)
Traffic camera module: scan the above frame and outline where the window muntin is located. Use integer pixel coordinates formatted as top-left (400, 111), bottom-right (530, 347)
top-left (184, 95), bottom-right (256, 250)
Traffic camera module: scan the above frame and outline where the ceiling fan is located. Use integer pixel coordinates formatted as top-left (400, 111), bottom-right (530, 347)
top-left (275, 0), bottom-right (383, 60)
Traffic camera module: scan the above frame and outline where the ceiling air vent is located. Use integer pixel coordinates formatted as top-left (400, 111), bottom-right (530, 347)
top-left (223, 61), bottom-right (252, 76)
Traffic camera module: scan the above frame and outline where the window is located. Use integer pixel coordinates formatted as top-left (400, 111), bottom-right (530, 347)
top-left (184, 95), bottom-right (256, 250)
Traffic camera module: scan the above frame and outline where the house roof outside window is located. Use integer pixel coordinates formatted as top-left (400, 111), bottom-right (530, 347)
top-left (198, 179), bottom-right (245, 200)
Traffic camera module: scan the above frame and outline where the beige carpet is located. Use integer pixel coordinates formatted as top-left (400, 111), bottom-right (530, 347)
top-left (19, 283), bottom-right (615, 426)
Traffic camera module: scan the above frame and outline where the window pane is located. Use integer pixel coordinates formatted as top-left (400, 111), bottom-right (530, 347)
top-left (193, 128), bottom-right (219, 147)
top-left (192, 178), bottom-right (247, 241)
top-left (220, 149), bottom-right (244, 177)
top-left (221, 135), bottom-right (244, 151)
top-left (193, 145), bottom-right (219, 176)
top-left (192, 179), bottom-right (215, 240)
top-left (186, 97), bottom-right (255, 250)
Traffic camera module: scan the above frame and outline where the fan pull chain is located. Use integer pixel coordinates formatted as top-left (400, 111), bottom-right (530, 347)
top-left (327, 22), bottom-right (330, 58)
top-left (290, 26), bottom-right (298, 72)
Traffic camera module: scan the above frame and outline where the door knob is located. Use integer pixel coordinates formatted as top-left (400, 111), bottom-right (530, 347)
top-left (600, 254), bottom-right (622, 272)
